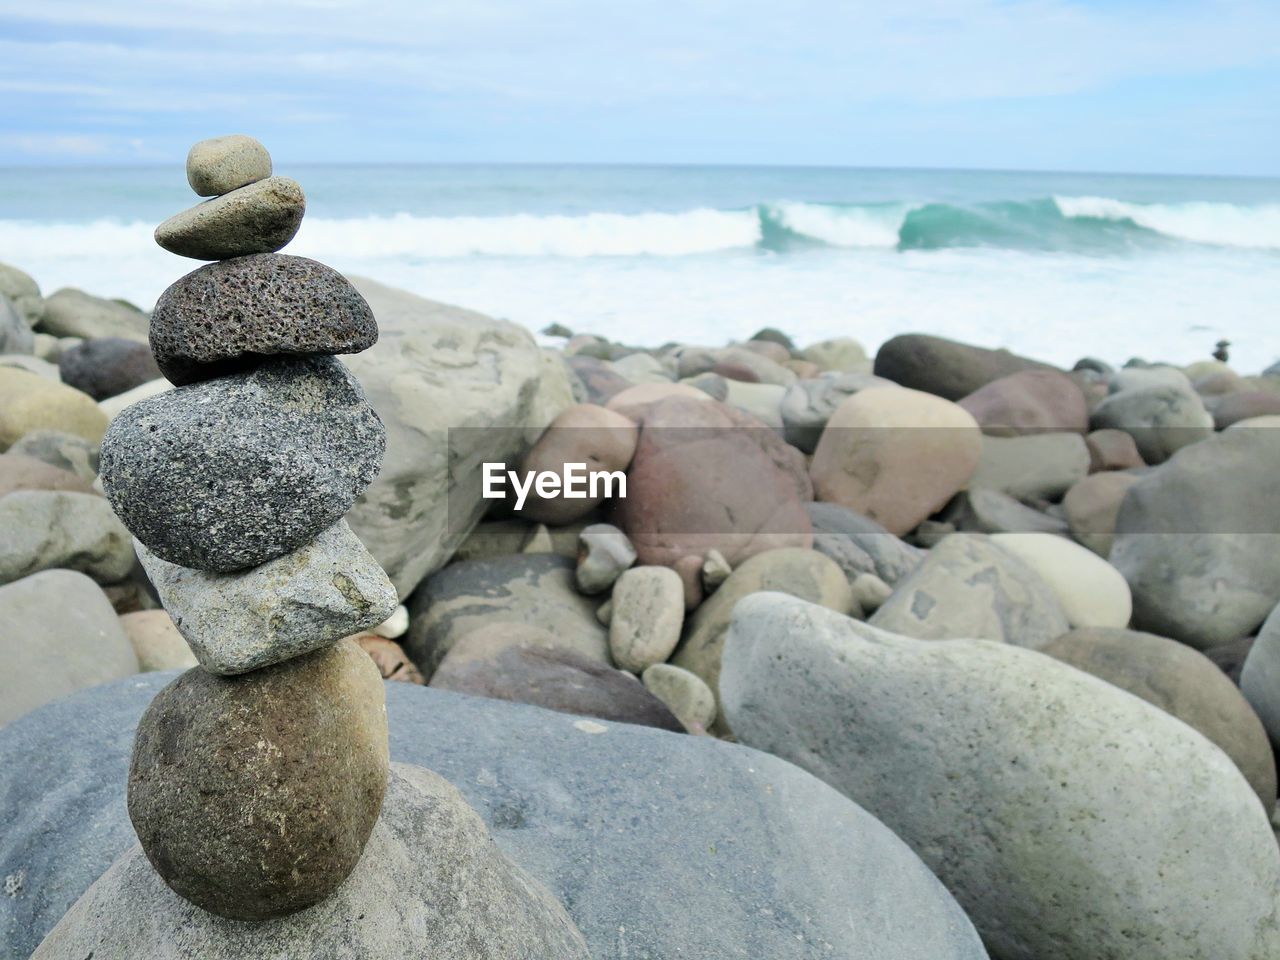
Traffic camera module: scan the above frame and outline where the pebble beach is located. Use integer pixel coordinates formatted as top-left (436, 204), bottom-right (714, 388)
top-left (2, 137), bottom-right (1280, 959)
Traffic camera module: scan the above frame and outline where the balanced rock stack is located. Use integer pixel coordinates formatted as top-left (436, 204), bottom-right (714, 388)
top-left (97, 134), bottom-right (399, 919)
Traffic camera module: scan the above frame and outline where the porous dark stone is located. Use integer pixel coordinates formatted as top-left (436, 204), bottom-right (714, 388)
top-left (2, 675), bottom-right (989, 960)
top-left (150, 255), bottom-right (379, 385)
top-left (57, 337), bottom-right (160, 400)
top-left (874, 333), bottom-right (1056, 401)
top-left (127, 640), bottom-right (389, 920)
top-left (99, 356), bottom-right (385, 571)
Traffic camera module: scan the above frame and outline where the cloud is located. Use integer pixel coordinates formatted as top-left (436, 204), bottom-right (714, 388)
top-left (0, 0), bottom-right (1276, 170)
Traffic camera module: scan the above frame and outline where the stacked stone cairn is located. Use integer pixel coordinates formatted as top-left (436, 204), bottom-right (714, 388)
top-left (99, 135), bottom-right (399, 920)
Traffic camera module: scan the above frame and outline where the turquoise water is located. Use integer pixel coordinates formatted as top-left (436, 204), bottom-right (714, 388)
top-left (2, 164), bottom-right (1278, 366)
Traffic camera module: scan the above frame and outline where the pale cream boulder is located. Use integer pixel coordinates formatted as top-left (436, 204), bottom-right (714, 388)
top-left (990, 532), bottom-right (1131, 629)
top-left (810, 386), bottom-right (982, 536)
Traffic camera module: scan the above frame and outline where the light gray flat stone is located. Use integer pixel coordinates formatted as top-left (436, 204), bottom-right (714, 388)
top-left (137, 520), bottom-right (397, 675)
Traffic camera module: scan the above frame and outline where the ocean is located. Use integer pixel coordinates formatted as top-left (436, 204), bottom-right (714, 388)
top-left (2, 164), bottom-right (1278, 369)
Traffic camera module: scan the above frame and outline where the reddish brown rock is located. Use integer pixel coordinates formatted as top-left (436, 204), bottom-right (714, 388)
top-left (566, 355), bottom-right (632, 405)
top-left (612, 396), bottom-right (812, 569)
top-left (354, 633), bottom-right (425, 683)
top-left (429, 622), bottom-right (683, 731)
top-left (1085, 428), bottom-right (1145, 472)
top-left (958, 369), bottom-right (1088, 436)
top-left (810, 386), bottom-right (982, 536)
top-left (514, 404), bottom-right (638, 525)
top-left (0, 452), bottom-right (96, 498)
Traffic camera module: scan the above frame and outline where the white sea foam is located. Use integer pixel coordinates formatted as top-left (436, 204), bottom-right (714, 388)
top-left (293, 208), bottom-right (762, 258)
top-left (767, 201), bottom-right (911, 247)
top-left (1054, 195), bottom-right (1280, 249)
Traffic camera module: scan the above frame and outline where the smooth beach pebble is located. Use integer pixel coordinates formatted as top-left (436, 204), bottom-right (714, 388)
top-left (126, 640), bottom-right (389, 921)
top-left (137, 520), bottom-right (398, 675)
top-left (609, 565), bottom-right (685, 673)
top-left (641, 663), bottom-right (716, 733)
top-left (99, 356), bottom-right (385, 572)
top-left (154, 176), bottom-right (305, 261)
top-left (150, 254), bottom-right (378, 385)
top-left (186, 134), bottom-right (272, 197)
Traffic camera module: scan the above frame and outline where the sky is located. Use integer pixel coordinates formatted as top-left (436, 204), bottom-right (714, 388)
top-left (1, 0), bottom-right (1278, 174)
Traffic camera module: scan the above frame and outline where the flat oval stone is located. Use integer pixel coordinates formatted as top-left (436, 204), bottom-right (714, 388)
top-left (186, 134), bottom-right (272, 197)
top-left (99, 356), bottom-right (385, 571)
top-left (127, 639), bottom-right (389, 920)
top-left (151, 254), bottom-right (378, 385)
top-left (154, 177), bottom-right (305, 261)
top-left (136, 520), bottom-right (398, 675)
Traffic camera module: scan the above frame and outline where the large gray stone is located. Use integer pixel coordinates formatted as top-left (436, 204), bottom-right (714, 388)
top-left (0, 490), bottom-right (133, 586)
top-left (1110, 427), bottom-right (1280, 647)
top-left (2, 676), bottom-right (989, 960)
top-left (150, 254), bottom-right (379, 385)
top-left (342, 277), bottom-right (567, 599)
top-left (805, 500), bottom-right (923, 585)
top-left (0, 570), bottom-right (138, 728)
top-left (1043, 626), bottom-right (1277, 804)
top-left (154, 177), bottom-right (306, 260)
top-left (0, 294), bottom-right (32, 354)
top-left (100, 356), bottom-right (385, 571)
top-left (34, 762), bottom-right (590, 959)
top-left (939, 487), bottom-right (1069, 535)
top-left (1242, 603), bottom-right (1280, 752)
top-left (1091, 379), bottom-right (1214, 464)
top-left (722, 593), bottom-right (1280, 960)
top-left (0, 262), bottom-right (42, 327)
top-left (405, 554), bottom-right (608, 674)
top-left (137, 520), bottom-right (397, 675)
top-left (38, 289), bottom-right (149, 342)
top-left (870, 533), bottom-right (1070, 647)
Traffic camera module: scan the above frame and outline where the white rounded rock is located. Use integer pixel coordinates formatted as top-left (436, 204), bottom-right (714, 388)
top-left (990, 532), bottom-right (1131, 629)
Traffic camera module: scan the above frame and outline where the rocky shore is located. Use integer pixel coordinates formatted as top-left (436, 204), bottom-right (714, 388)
top-left (3, 137), bottom-right (1280, 958)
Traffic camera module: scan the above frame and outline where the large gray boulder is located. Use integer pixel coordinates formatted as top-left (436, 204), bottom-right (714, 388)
top-left (38, 289), bottom-right (149, 342)
top-left (405, 554), bottom-right (608, 674)
top-left (2, 675), bottom-right (989, 960)
top-left (0, 262), bottom-right (43, 328)
top-left (1043, 626), bottom-right (1276, 805)
top-left (722, 593), bottom-right (1280, 960)
top-left (33, 763), bottom-right (591, 959)
top-left (870, 533), bottom-right (1069, 647)
top-left (1090, 377), bottom-right (1213, 464)
top-left (0, 491), bottom-right (133, 586)
top-left (1242, 603), bottom-right (1280, 752)
top-left (0, 294), bottom-right (32, 354)
top-left (343, 277), bottom-right (570, 599)
top-left (0, 570), bottom-right (138, 728)
top-left (1110, 427), bottom-right (1280, 647)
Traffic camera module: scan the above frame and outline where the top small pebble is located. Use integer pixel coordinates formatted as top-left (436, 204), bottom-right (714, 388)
top-left (187, 134), bottom-right (272, 197)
